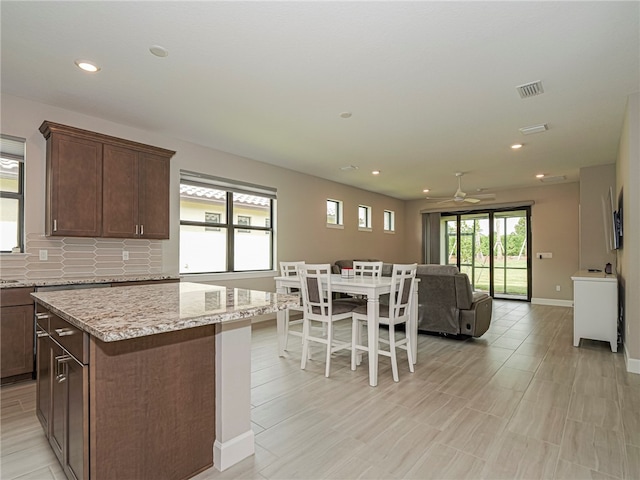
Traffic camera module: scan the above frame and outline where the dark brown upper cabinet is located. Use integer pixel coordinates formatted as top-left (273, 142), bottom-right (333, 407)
top-left (40, 121), bottom-right (175, 239)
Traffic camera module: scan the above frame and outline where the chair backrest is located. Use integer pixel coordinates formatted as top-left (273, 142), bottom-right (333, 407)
top-left (280, 261), bottom-right (305, 277)
top-left (389, 263), bottom-right (417, 322)
top-left (353, 261), bottom-right (383, 279)
top-left (298, 264), bottom-right (333, 319)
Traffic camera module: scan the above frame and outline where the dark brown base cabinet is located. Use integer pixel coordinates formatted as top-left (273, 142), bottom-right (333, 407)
top-left (1, 287), bottom-right (35, 384)
top-left (35, 305), bottom-right (215, 480)
top-left (36, 310), bottom-right (89, 480)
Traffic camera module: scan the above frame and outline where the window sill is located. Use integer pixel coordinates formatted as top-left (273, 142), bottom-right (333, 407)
top-left (326, 223), bottom-right (344, 229)
top-left (0, 252), bottom-right (28, 257)
top-left (358, 227), bottom-right (372, 232)
top-left (383, 230), bottom-right (396, 234)
top-left (181, 270), bottom-right (277, 282)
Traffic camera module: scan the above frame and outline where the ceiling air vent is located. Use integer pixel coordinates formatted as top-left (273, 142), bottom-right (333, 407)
top-left (516, 80), bottom-right (544, 99)
top-left (519, 124), bottom-right (548, 135)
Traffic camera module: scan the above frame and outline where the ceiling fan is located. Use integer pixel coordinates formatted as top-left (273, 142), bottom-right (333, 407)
top-left (426, 172), bottom-right (495, 204)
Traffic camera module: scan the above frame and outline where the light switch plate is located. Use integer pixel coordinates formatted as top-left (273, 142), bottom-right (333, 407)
top-left (122, 251), bottom-right (129, 261)
top-left (39, 250), bottom-right (48, 261)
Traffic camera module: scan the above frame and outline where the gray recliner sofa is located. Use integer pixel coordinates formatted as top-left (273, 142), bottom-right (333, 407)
top-left (416, 264), bottom-right (492, 337)
top-left (332, 260), bottom-right (493, 338)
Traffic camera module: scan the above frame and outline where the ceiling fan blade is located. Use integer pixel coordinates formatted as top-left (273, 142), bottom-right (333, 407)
top-left (436, 199), bottom-right (455, 205)
top-left (463, 197), bottom-right (482, 204)
top-left (473, 193), bottom-right (496, 199)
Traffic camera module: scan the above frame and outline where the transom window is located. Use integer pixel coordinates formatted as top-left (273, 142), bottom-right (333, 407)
top-left (384, 210), bottom-right (395, 232)
top-left (179, 172), bottom-right (276, 274)
top-left (0, 135), bottom-right (26, 253)
top-left (327, 199), bottom-right (343, 226)
top-left (358, 205), bottom-right (372, 230)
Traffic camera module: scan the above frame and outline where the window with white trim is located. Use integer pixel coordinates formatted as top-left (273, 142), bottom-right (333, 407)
top-left (327, 199), bottom-right (343, 226)
top-left (0, 135), bottom-right (26, 253)
top-left (384, 210), bottom-right (395, 232)
top-left (179, 171), bottom-right (276, 274)
top-left (358, 205), bottom-right (372, 230)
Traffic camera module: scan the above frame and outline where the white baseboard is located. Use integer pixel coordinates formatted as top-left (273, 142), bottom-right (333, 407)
top-left (625, 344), bottom-right (640, 374)
top-left (214, 429), bottom-right (255, 472)
top-left (531, 298), bottom-right (574, 307)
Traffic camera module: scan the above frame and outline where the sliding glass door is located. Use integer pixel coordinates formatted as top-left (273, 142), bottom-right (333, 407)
top-left (440, 207), bottom-right (531, 300)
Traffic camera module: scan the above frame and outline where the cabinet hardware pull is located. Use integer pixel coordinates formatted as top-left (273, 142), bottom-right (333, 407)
top-left (141, 224), bottom-right (144, 236)
top-left (55, 355), bottom-right (71, 383)
top-left (36, 330), bottom-right (48, 338)
top-left (55, 328), bottom-right (75, 337)
top-left (36, 313), bottom-right (51, 320)
top-left (53, 219), bottom-right (57, 231)
top-left (135, 224), bottom-right (139, 235)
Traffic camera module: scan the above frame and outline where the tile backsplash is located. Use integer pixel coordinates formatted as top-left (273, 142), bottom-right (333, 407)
top-left (0, 234), bottom-right (163, 280)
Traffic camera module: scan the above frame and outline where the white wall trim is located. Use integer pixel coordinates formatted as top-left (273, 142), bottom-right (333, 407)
top-left (213, 430), bottom-right (255, 472)
top-left (625, 344), bottom-right (640, 374)
top-left (531, 298), bottom-right (574, 307)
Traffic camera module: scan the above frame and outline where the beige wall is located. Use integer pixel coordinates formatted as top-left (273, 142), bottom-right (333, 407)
top-left (0, 94), bottom-right (406, 292)
top-left (616, 93), bottom-right (640, 371)
top-left (579, 164), bottom-right (617, 271)
top-left (404, 183), bottom-right (580, 303)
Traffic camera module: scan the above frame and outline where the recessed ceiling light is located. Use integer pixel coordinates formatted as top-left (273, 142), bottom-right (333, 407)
top-left (511, 143), bottom-right (523, 149)
top-left (423, 188), bottom-right (430, 193)
top-left (339, 112), bottom-right (352, 119)
top-left (149, 45), bottom-right (169, 58)
top-left (372, 170), bottom-right (380, 175)
top-left (340, 165), bottom-right (359, 171)
top-left (74, 60), bottom-right (100, 72)
top-left (536, 174), bottom-right (545, 178)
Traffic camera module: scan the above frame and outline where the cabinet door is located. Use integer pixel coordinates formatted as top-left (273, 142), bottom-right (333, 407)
top-left (36, 333), bottom-right (51, 433)
top-left (66, 358), bottom-right (88, 480)
top-left (102, 144), bottom-right (139, 238)
top-left (48, 134), bottom-right (102, 237)
top-left (50, 342), bottom-right (66, 464)
top-left (138, 152), bottom-right (170, 239)
top-left (0, 304), bottom-right (34, 378)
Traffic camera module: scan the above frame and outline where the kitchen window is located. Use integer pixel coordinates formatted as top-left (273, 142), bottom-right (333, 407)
top-left (179, 171), bottom-right (276, 274)
top-left (0, 135), bottom-right (26, 253)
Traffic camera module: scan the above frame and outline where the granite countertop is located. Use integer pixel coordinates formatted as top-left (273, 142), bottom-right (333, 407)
top-left (32, 282), bottom-right (299, 342)
top-left (0, 273), bottom-right (179, 289)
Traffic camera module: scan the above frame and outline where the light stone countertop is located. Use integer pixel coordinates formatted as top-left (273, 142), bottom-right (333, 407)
top-left (0, 273), bottom-right (179, 289)
top-left (32, 282), bottom-right (300, 342)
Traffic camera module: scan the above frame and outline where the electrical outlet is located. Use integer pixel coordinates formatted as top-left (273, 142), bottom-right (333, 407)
top-left (122, 250), bottom-right (129, 261)
top-left (39, 250), bottom-right (48, 261)
top-left (537, 252), bottom-right (553, 259)
top-left (556, 285), bottom-right (561, 292)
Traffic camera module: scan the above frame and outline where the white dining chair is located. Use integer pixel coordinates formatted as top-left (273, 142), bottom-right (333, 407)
top-left (345, 261), bottom-right (384, 305)
top-left (351, 263), bottom-right (417, 382)
top-left (279, 261), bottom-right (305, 349)
top-left (298, 264), bottom-right (356, 377)
top-left (353, 261), bottom-right (383, 279)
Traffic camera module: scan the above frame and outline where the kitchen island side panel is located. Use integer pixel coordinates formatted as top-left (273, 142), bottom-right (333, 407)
top-left (89, 325), bottom-right (216, 480)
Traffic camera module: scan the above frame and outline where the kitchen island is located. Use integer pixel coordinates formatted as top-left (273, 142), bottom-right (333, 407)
top-left (31, 282), bottom-right (298, 480)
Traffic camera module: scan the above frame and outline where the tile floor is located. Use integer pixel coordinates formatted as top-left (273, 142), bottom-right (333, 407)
top-left (1, 300), bottom-right (639, 479)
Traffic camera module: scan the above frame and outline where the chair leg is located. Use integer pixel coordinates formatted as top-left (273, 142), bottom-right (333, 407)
top-left (389, 324), bottom-right (399, 382)
top-left (301, 317), bottom-right (310, 370)
top-left (284, 310), bottom-right (290, 350)
top-left (406, 326), bottom-right (415, 373)
top-left (325, 321), bottom-right (333, 378)
top-left (351, 318), bottom-right (358, 371)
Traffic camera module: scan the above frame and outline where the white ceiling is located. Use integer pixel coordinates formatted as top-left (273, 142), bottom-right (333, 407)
top-left (2, 1), bottom-right (639, 200)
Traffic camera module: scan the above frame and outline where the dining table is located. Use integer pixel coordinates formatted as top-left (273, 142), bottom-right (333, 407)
top-left (274, 274), bottom-right (419, 387)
